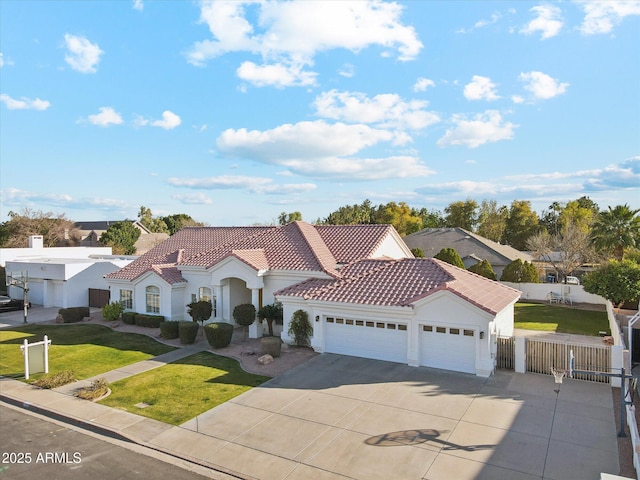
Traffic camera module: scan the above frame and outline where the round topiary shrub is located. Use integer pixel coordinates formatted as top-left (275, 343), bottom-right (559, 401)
top-left (159, 321), bottom-right (180, 339)
top-left (204, 322), bottom-right (234, 349)
top-left (178, 321), bottom-right (199, 344)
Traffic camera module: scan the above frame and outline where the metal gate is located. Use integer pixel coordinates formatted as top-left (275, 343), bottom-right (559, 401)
top-left (88, 289), bottom-right (110, 308)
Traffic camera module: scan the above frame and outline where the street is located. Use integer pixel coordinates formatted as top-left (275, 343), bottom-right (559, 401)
top-left (0, 403), bottom-right (228, 480)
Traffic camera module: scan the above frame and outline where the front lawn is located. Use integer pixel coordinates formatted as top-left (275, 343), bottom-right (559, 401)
top-left (100, 351), bottom-right (270, 425)
top-left (514, 302), bottom-right (609, 336)
top-left (0, 324), bottom-right (175, 381)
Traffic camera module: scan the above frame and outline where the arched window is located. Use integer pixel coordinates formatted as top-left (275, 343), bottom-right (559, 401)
top-left (146, 285), bottom-right (160, 314)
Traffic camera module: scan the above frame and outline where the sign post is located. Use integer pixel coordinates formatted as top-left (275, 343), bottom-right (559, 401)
top-left (20, 336), bottom-right (51, 380)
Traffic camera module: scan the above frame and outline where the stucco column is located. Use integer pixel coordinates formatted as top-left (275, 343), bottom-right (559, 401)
top-left (214, 285), bottom-right (223, 321)
top-left (248, 288), bottom-right (262, 338)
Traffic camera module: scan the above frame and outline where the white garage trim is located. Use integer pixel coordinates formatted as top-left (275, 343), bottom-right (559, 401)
top-left (419, 323), bottom-right (476, 374)
top-left (324, 316), bottom-right (408, 364)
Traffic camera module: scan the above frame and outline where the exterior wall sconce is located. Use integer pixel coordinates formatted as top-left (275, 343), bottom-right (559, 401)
top-left (480, 331), bottom-right (485, 339)
top-left (315, 315), bottom-right (320, 322)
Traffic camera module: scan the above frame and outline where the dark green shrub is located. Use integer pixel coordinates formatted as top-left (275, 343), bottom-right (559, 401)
top-left (179, 321), bottom-right (199, 344)
top-left (204, 322), bottom-right (234, 348)
top-left (159, 321), bottom-right (180, 339)
top-left (468, 259), bottom-right (497, 280)
top-left (135, 314), bottom-right (164, 328)
top-left (411, 247), bottom-right (425, 258)
top-left (32, 370), bottom-right (76, 388)
top-left (434, 247), bottom-right (465, 268)
top-left (102, 302), bottom-right (124, 321)
top-left (288, 309), bottom-right (313, 347)
top-left (233, 303), bottom-right (256, 339)
top-left (187, 300), bottom-right (212, 326)
top-left (500, 259), bottom-right (539, 283)
top-left (58, 307), bottom-right (90, 323)
top-left (122, 311), bottom-right (137, 325)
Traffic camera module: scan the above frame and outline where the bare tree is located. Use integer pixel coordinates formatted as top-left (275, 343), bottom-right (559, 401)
top-left (0, 208), bottom-right (80, 247)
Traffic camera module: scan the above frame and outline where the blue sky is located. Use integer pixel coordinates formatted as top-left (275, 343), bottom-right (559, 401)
top-left (1, 0), bottom-right (639, 227)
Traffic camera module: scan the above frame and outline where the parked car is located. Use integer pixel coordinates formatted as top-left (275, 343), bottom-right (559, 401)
top-left (0, 296), bottom-right (31, 313)
top-left (565, 276), bottom-right (580, 285)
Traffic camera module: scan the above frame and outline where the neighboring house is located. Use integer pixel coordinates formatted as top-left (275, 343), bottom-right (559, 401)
top-left (73, 220), bottom-right (169, 255)
top-left (105, 222), bottom-right (521, 376)
top-left (403, 227), bottom-right (533, 279)
top-left (2, 235), bottom-right (135, 308)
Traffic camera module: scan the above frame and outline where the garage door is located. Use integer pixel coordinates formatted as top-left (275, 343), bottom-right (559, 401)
top-left (325, 316), bottom-right (408, 363)
top-left (420, 324), bottom-right (476, 374)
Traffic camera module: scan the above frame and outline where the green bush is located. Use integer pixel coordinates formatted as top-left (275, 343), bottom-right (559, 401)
top-left (467, 259), bottom-right (497, 280)
top-left (288, 309), bottom-right (313, 347)
top-left (434, 247), bottom-right (465, 269)
top-left (187, 300), bottom-right (212, 326)
top-left (204, 322), bottom-right (234, 348)
top-left (122, 311), bottom-right (137, 325)
top-left (500, 259), bottom-right (539, 283)
top-left (32, 370), bottom-right (76, 389)
top-left (179, 321), bottom-right (199, 344)
top-left (58, 307), bottom-right (90, 323)
top-left (134, 314), bottom-right (164, 328)
top-left (159, 321), bottom-right (180, 339)
top-left (102, 302), bottom-right (124, 321)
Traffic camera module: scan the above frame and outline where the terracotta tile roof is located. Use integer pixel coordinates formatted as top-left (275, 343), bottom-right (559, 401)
top-left (229, 249), bottom-right (269, 271)
top-left (315, 224), bottom-right (395, 263)
top-left (275, 258), bottom-right (521, 315)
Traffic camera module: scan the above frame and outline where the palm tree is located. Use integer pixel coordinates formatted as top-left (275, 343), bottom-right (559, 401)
top-left (590, 204), bottom-right (640, 260)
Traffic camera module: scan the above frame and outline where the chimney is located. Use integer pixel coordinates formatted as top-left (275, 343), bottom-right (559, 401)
top-left (28, 235), bottom-right (44, 249)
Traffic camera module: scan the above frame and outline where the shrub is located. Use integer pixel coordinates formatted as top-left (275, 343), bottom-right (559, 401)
top-left (288, 309), bottom-right (313, 347)
top-left (32, 370), bottom-right (76, 389)
top-left (411, 247), bottom-right (425, 258)
top-left (122, 311), bottom-right (137, 325)
top-left (204, 322), bottom-right (234, 348)
top-left (159, 321), bottom-right (180, 339)
top-left (467, 259), bottom-right (497, 280)
top-left (500, 259), bottom-right (539, 283)
top-left (74, 378), bottom-right (109, 401)
top-left (434, 247), bottom-right (465, 269)
top-left (58, 307), bottom-right (90, 323)
top-left (134, 314), bottom-right (164, 328)
top-left (233, 303), bottom-right (256, 339)
top-left (258, 303), bottom-right (283, 336)
top-left (187, 300), bottom-right (212, 326)
top-left (179, 321), bottom-right (199, 344)
top-left (102, 302), bottom-right (124, 321)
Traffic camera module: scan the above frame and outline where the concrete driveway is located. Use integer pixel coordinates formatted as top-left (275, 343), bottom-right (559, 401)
top-left (159, 354), bottom-right (618, 480)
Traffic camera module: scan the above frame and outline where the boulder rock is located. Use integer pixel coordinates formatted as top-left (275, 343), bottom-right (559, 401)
top-left (257, 354), bottom-right (274, 365)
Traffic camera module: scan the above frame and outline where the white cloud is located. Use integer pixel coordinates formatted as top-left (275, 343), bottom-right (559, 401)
top-left (413, 77), bottom-right (435, 92)
top-left (338, 63), bottom-right (355, 78)
top-left (511, 95), bottom-right (525, 104)
top-left (314, 90), bottom-right (440, 130)
top-left (151, 110), bottom-right (181, 130)
top-left (437, 110), bottom-right (517, 148)
top-left (578, 0), bottom-right (640, 35)
top-left (87, 107), bottom-right (123, 127)
top-left (186, 0), bottom-right (422, 87)
top-left (172, 193), bottom-right (213, 205)
top-left (63, 33), bottom-right (103, 73)
top-left (520, 5), bottom-right (563, 39)
top-left (216, 120), bottom-right (434, 180)
top-left (463, 75), bottom-right (500, 101)
top-left (0, 188), bottom-right (130, 211)
top-left (168, 175), bottom-right (317, 195)
top-left (133, 0), bottom-right (143, 11)
top-left (519, 71), bottom-right (569, 99)
top-left (0, 94), bottom-right (51, 110)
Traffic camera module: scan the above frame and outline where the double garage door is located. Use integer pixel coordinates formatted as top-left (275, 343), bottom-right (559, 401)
top-left (324, 316), bottom-right (477, 373)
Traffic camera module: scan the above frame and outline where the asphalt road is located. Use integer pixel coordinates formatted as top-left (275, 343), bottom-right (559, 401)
top-left (0, 404), bottom-right (224, 480)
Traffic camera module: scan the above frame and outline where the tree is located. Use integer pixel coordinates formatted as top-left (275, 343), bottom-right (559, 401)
top-left (0, 208), bottom-right (79, 247)
top-left (373, 202), bottom-right (422, 236)
top-left (138, 206), bottom-right (168, 234)
top-left (233, 303), bottom-right (256, 339)
top-left (539, 201), bottom-right (563, 236)
top-left (467, 259), bottom-right (497, 280)
top-left (324, 200), bottom-right (375, 225)
top-left (526, 221), bottom-right (595, 282)
top-left (444, 199), bottom-right (478, 231)
top-left (434, 247), bottom-right (465, 269)
top-left (258, 303), bottom-right (283, 336)
top-left (476, 200), bottom-right (507, 242)
top-left (500, 259), bottom-right (539, 283)
top-left (590, 204), bottom-right (640, 260)
top-left (288, 309), bottom-right (313, 347)
top-left (412, 207), bottom-right (446, 229)
top-left (100, 221), bottom-right (141, 255)
top-left (278, 211), bottom-right (303, 225)
top-left (502, 200), bottom-right (540, 250)
top-left (582, 260), bottom-right (640, 308)
top-left (187, 300), bottom-right (213, 327)
top-left (558, 199), bottom-right (596, 233)
top-left (160, 214), bottom-right (204, 235)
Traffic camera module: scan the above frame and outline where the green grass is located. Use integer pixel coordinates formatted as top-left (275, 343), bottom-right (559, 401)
top-left (0, 324), bottom-right (175, 381)
top-left (514, 302), bottom-right (609, 336)
top-left (99, 351), bottom-right (269, 425)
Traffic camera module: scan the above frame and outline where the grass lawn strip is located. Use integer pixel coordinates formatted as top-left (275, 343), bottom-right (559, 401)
top-left (514, 302), bottom-right (609, 336)
top-left (99, 351), bottom-right (269, 425)
top-left (0, 324), bottom-right (175, 381)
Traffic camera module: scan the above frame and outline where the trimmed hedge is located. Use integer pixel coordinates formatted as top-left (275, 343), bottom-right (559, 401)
top-left (134, 314), bottom-right (164, 328)
top-left (179, 321), bottom-right (199, 344)
top-left (159, 321), bottom-right (180, 339)
top-left (58, 307), bottom-right (90, 323)
top-left (204, 322), bottom-right (234, 349)
top-left (122, 312), bottom-right (137, 325)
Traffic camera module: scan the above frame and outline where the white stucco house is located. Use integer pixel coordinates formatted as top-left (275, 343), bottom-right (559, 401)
top-left (105, 222), bottom-right (521, 376)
